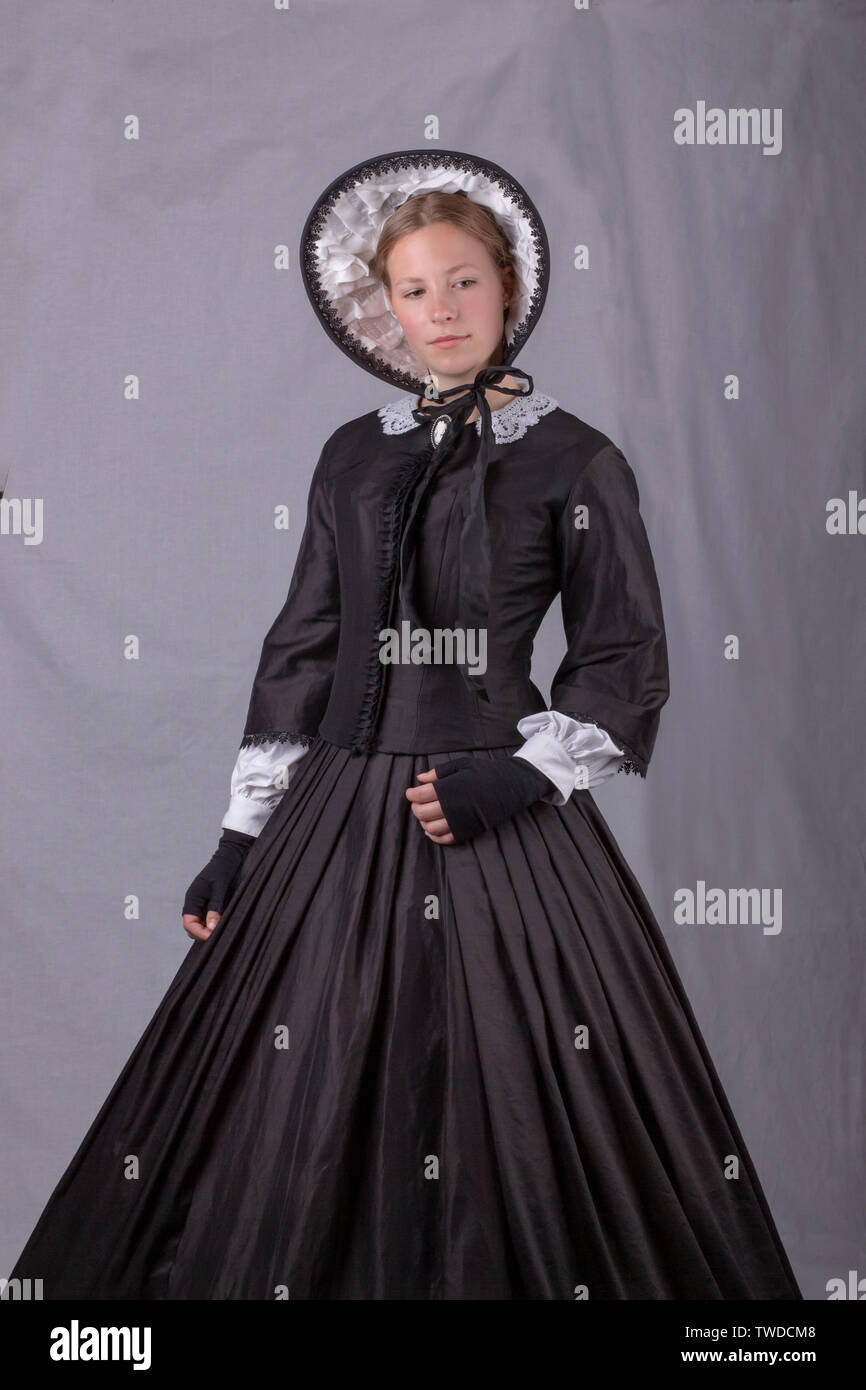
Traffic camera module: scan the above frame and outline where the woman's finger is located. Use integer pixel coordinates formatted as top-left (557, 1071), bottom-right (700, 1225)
top-left (421, 816), bottom-right (451, 836)
top-left (411, 798), bottom-right (446, 824)
top-left (407, 798), bottom-right (453, 836)
top-left (404, 782), bottom-right (440, 803)
top-left (182, 913), bottom-right (216, 941)
top-left (425, 826), bottom-right (454, 844)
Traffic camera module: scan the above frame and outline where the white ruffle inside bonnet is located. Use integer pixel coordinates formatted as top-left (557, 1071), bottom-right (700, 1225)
top-left (312, 163), bottom-right (540, 382)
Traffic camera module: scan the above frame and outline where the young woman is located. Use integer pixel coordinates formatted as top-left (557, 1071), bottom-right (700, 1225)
top-left (9, 149), bottom-right (802, 1300)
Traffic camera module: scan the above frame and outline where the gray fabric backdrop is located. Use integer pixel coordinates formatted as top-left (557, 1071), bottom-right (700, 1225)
top-left (2, 0), bottom-right (863, 1301)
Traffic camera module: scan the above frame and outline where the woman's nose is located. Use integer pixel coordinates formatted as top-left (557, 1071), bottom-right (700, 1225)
top-left (429, 293), bottom-right (457, 319)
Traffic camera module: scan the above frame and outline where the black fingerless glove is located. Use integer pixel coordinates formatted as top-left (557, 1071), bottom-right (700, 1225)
top-left (432, 755), bottom-right (556, 845)
top-left (182, 828), bottom-right (257, 920)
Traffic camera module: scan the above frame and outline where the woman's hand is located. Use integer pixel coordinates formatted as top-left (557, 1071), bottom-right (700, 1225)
top-left (182, 828), bottom-right (257, 940)
top-left (406, 755), bottom-right (555, 846)
top-left (405, 767), bottom-right (455, 844)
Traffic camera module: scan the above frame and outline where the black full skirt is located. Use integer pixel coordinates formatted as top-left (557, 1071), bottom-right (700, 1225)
top-left (9, 737), bottom-right (803, 1300)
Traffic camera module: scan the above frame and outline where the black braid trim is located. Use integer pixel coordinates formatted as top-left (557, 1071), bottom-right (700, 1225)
top-left (350, 442), bottom-right (438, 752)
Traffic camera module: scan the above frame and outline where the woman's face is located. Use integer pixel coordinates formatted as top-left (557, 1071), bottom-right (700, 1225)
top-left (385, 221), bottom-right (512, 395)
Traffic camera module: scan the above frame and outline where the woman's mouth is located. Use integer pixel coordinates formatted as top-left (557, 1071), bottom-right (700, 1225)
top-left (430, 335), bottom-right (468, 348)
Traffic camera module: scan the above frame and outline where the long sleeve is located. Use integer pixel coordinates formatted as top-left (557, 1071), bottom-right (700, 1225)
top-left (240, 435), bottom-right (342, 748)
top-left (221, 737), bottom-right (311, 836)
top-left (548, 443), bottom-right (669, 776)
top-left (513, 709), bottom-right (626, 805)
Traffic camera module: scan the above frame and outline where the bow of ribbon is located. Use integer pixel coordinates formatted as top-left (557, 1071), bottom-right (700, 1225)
top-left (394, 364), bottom-right (534, 704)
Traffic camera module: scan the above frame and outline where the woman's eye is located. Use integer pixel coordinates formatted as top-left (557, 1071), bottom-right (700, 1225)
top-left (402, 279), bottom-right (476, 300)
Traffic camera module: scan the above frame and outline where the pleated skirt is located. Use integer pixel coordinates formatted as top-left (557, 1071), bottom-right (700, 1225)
top-left (9, 735), bottom-right (803, 1299)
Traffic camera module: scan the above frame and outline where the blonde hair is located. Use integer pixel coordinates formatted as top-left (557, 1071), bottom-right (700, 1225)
top-left (373, 191), bottom-right (516, 359)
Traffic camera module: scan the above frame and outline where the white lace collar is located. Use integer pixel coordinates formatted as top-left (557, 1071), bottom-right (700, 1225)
top-left (377, 384), bottom-right (558, 445)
